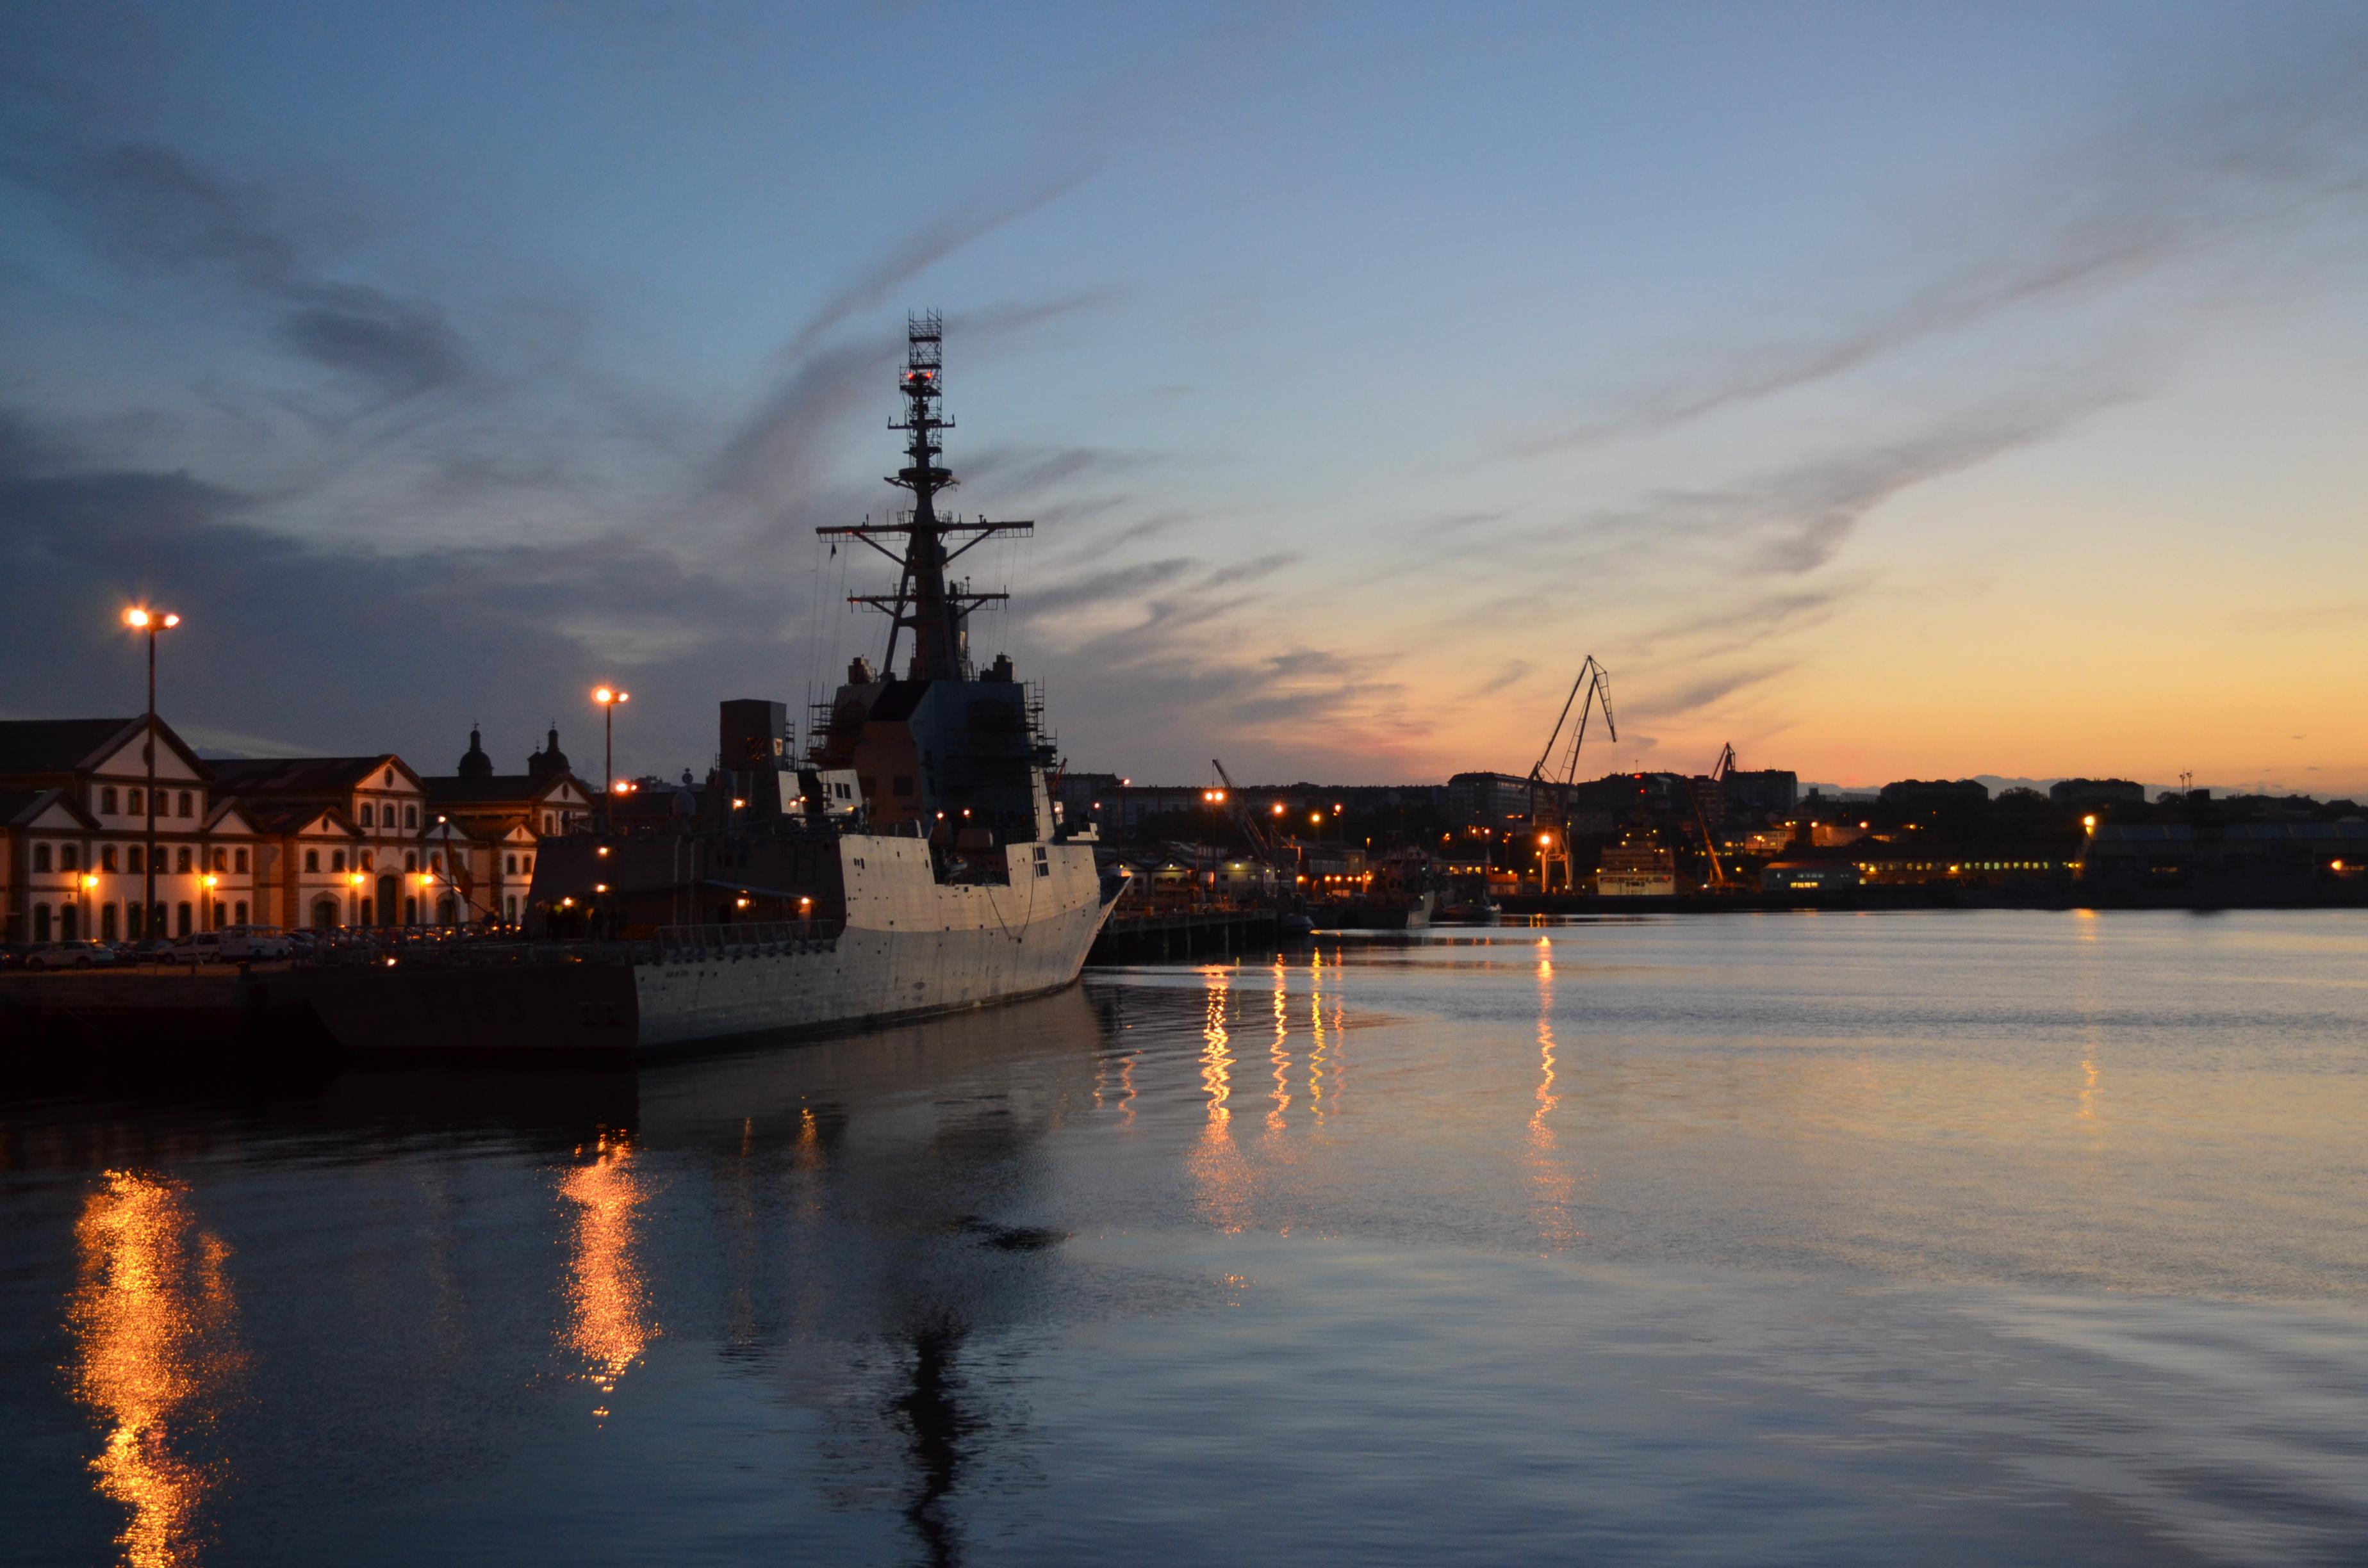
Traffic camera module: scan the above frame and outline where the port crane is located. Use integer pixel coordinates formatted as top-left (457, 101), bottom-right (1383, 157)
top-left (1209, 758), bottom-right (1283, 862)
top-left (1690, 742), bottom-right (1738, 891)
top-left (1528, 657), bottom-right (1616, 894)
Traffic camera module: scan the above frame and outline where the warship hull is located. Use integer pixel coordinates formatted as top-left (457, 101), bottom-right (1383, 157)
top-left (297, 836), bottom-right (1117, 1058)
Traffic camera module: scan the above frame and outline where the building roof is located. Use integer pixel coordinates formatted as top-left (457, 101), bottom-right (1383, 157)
top-left (423, 773), bottom-right (573, 807)
top-left (0, 717), bottom-right (146, 776)
top-left (210, 755), bottom-right (417, 796)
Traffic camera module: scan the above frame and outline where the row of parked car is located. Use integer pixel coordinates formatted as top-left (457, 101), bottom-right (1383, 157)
top-left (0, 926), bottom-right (306, 970)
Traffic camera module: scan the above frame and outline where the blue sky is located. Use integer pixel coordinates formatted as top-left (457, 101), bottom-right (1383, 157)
top-left (4, 3), bottom-right (2365, 792)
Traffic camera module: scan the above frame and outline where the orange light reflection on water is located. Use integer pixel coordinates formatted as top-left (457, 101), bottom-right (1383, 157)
top-left (559, 1133), bottom-right (657, 1419)
top-left (70, 1170), bottom-right (240, 1568)
top-left (1191, 967), bottom-right (1252, 1231)
top-left (1527, 938), bottom-right (1579, 1248)
top-left (1268, 956), bottom-right (1293, 1135)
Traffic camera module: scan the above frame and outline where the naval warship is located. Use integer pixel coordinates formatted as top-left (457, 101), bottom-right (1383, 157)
top-left (299, 314), bottom-right (1123, 1056)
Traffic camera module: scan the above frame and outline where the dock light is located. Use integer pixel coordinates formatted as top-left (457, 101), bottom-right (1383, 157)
top-left (1538, 833), bottom-right (1553, 847)
top-left (594, 883), bottom-right (608, 894)
top-left (1310, 812), bottom-right (1321, 826)
top-left (592, 687), bottom-right (630, 828)
top-left (1272, 802), bottom-right (1285, 815)
top-left (1333, 804), bottom-right (1342, 815)
top-left (2335, 860), bottom-right (2347, 872)
top-left (2082, 814), bottom-right (2098, 833)
top-left (735, 895), bottom-right (750, 910)
top-left (596, 845), bottom-right (610, 857)
top-left (560, 897), bottom-right (574, 908)
top-left (731, 798), bottom-right (746, 810)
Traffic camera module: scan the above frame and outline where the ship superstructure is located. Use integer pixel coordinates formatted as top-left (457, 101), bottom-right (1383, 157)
top-left (295, 316), bottom-right (1121, 1057)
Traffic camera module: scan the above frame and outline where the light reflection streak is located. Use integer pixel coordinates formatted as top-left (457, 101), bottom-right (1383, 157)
top-left (559, 1132), bottom-right (657, 1419)
top-left (1267, 957), bottom-right (1292, 1134)
top-left (69, 1170), bottom-right (240, 1568)
top-left (1190, 967), bottom-right (1251, 1231)
top-left (1527, 938), bottom-right (1578, 1249)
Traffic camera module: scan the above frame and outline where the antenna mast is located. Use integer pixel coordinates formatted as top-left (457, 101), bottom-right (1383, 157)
top-left (818, 311), bottom-right (1033, 680)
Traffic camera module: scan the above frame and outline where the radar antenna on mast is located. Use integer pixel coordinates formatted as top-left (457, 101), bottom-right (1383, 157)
top-left (818, 313), bottom-right (1034, 680)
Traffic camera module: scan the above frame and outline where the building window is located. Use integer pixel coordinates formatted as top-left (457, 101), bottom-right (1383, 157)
top-left (523, 854), bottom-right (533, 872)
top-left (33, 904), bottom-right (51, 942)
top-left (211, 849), bottom-right (226, 872)
top-left (102, 846), bottom-right (119, 872)
top-left (177, 902), bottom-right (192, 936)
top-left (211, 900), bottom-right (225, 929)
top-left (403, 896), bottom-right (418, 925)
top-left (234, 900), bottom-right (249, 925)
top-left (176, 847), bottom-right (192, 873)
top-left (33, 844), bottom-right (51, 872)
top-left (430, 852), bottom-right (443, 872)
top-left (359, 803), bottom-right (374, 827)
top-left (127, 788), bottom-right (143, 815)
top-left (384, 769), bottom-right (394, 787)
top-left (361, 851), bottom-right (375, 872)
top-left (101, 904), bottom-right (118, 941)
top-left (359, 898), bottom-right (374, 926)
top-left (304, 849), bottom-right (320, 873)
top-left (127, 845), bottom-right (142, 874)
top-left (178, 790), bottom-right (193, 817)
top-left (406, 805), bottom-right (418, 828)
top-left (61, 904), bottom-right (78, 940)
top-left (506, 853), bottom-right (517, 874)
top-left (543, 812), bottom-right (554, 834)
top-left (101, 787), bottom-right (118, 813)
top-left (331, 851), bottom-right (345, 874)
top-left (234, 848), bottom-right (248, 872)
top-left (60, 845), bottom-right (78, 872)
top-left (505, 895), bottom-right (518, 922)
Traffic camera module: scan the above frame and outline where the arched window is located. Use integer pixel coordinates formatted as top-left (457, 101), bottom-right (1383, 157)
top-left (383, 769), bottom-right (394, 787)
top-left (404, 851), bottom-right (417, 872)
top-left (543, 812), bottom-right (554, 834)
top-left (102, 847), bottom-right (119, 872)
top-left (436, 895), bottom-right (457, 927)
top-left (504, 895), bottom-right (518, 922)
top-left (101, 904), bottom-right (119, 940)
top-left (505, 853), bottom-right (517, 874)
top-left (234, 901), bottom-right (249, 925)
top-left (212, 849), bottom-right (226, 872)
top-left (359, 803), bottom-right (374, 826)
top-left (60, 845), bottom-right (78, 872)
top-left (406, 805), bottom-right (418, 828)
top-left (331, 851), bottom-right (345, 873)
top-left (211, 900), bottom-right (225, 928)
top-left (178, 790), bottom-right (193, 817)
top-left (431, 851), bottom-right (443, 872)
top-left (176, 847), bottom-right (192, 873)
top-left (359, 897), bottom-right (374, 926)
top-left (33, 904), bottom-right (51, 942)
top-left (33, 844), bottom-right (50, 872)
top-left (403, 896), bottom-right (418, 925)
top-left (304, 849), bottom-right (320, 873)
top-left (234, 848), bottom-right (247, 872)
top-left (361, 851), bottom-right (375, 872)
top-left (127, 846), bottom-right (142, 873)
top-left (176, 902), bottom-right (192, 936)
top-left (127, 788), bottom-right (143, 814)
top-left (101, 787), bottom-right (118, 813)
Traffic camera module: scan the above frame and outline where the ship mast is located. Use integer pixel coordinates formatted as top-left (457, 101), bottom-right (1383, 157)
top-left (818, 312), bottom-right (1033, 681)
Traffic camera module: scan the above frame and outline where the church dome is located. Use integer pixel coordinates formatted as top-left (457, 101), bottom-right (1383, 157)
top-left (527, 724), bottom-right (570, 781)
top-left (458, 726), bottom-right (493, 780)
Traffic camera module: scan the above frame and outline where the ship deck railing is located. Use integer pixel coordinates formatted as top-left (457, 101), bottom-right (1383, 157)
top-left (655, 920), bottom-right (846, 961)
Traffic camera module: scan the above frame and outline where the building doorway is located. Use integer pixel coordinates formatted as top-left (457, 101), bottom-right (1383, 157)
top-left (62, 904), bottom-right (78, 940)
top-left (436, 895), bottom-right (458, 927)
top-left (376, 874), bottom-right (399, 926)
top-left (101, 904), bottom-right (119, 941)
top-left (312, 897), bottom-right (339, 931)
top-left (33, 904), bottom-right (51, 942)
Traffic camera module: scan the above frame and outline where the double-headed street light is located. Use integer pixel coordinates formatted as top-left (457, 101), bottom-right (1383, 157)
top-left (593, 687), bottom-right (630, 828)
top-left (125, 607), bottom-right (181, 940)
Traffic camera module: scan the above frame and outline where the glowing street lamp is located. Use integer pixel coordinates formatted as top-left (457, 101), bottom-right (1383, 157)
top-left (593, 687), bottom-right (630, 828)
top-left (124, 605), bottom-right (181, 940)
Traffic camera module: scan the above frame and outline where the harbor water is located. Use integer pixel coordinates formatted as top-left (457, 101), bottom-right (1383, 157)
top-left (4, 911), bottom-right (2366, 1565)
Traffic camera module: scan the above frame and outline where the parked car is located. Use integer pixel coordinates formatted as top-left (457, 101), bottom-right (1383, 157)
top-left (22, 940), bottom-right (120, 970)
top-left (116, 938), bottom-right (176, 965)
top-left (214, 926), bottom-right (295, 961)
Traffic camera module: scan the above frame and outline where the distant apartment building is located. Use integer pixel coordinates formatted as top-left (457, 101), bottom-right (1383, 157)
top-left (1722, 768), bottom-right (1798, 820)
top-left (2050, 778), bottom-right (2147, 808)
top-left (1447, 771), bottom-right (1535, 829)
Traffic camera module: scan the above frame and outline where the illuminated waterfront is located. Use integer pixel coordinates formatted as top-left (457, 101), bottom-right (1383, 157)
top-left (4, 912), bottom-right (2367, 1565)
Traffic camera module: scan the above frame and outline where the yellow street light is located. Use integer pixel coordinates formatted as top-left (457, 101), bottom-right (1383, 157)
top-left (81, 874), bottom-right (99, 891)
top-left (347, 871), bottom-right (365, 887)
top-left (2082, 814), bottom-right (2098, 833)
top-left (201, 873), bottom-right (218, 889)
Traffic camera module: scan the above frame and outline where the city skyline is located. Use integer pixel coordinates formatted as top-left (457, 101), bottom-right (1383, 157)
top-left (5, 4), bottom-right (2366, 792)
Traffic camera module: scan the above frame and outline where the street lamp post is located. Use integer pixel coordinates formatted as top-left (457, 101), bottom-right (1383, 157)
top-left (125, 607), bottom-right (180, 945)
top-left (593, 687), bottom-right (630, 829)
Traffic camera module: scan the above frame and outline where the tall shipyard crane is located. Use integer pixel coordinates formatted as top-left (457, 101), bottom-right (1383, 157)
top-left (1529, 657), bottom-right (1616, 893)
top-left (1691, 742), bottom-right (1738, 891)
top-left (1210, 758), bottom-right (1279, 862)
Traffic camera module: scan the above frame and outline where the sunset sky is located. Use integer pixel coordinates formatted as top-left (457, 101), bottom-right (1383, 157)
top-left (5, 3), bottom-right (2365, 794)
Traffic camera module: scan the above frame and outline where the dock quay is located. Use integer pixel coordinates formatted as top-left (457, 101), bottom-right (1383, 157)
top-left (0, 964), bottom-right (331, 1065)
top-left (1089, 909), bottom-right (1283, 963)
